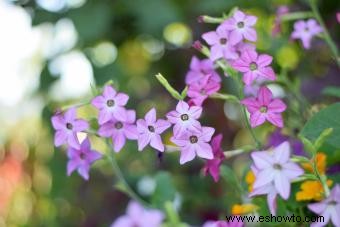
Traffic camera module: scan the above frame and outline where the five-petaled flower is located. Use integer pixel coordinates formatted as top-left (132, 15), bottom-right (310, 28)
top-left (166, 101), bottom-right (202, 136)
top-left (232, 50), bottom-right (276, 85)
top-left (51, 108), bottom-right (89, 149)
top-left (91, 85), bottom-right (129, 124)
top-left (67, 138), bottom-right (102, 180)
top-left (241, 86), bottom-right (286, 128)
top-left (98, 109), bottom-right (138, 152)
top-left (171, 125), bottom-right (215, 164)
top-left (185, 56), bottom-right (221, 85)
top-left (291, 19), bottom-right (322, 49)
top-left (136, 108), bottom-right (171, 152)
top-left (222, 10), bottom-right (258, 44)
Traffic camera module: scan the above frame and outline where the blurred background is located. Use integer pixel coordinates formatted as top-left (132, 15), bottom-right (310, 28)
top-left (0, 0), bottom-right (339, 226)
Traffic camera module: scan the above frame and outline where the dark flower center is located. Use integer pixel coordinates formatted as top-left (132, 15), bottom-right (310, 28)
top-left (273, 163), bottom-right (282, 170)
top-left (200, 69), bottom-right (208, 75)
top-left (189, 135), bottom-right (198, 144)
top-left (237, 21), bottom-right (245, 28)
top-left (328, 200), bottom-right (337, 206)
top-left (250, 62), bottom-right (258, 71)
top-left (66, 123), bottom-right (73, 130)
top-left (148, 125), bottom-right (155, 132)
top-left (79, 153), bottom-right (86, 160)
top-left (115, 121), bottom-right (123, 129)
top-left (220, 38), bottom-right (227, 45)
top-left (107, 99), bottom-right (115, 107)
top-left (260, 106), bottom-right (268, 113)
top-left (180, 114), bottom-right (189, 121)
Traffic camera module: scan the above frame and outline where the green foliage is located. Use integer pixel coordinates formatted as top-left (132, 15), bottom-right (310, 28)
top-left (151, 172), bottom-right (176, 209)
top-left (322, 86), bottom-right (340, 98)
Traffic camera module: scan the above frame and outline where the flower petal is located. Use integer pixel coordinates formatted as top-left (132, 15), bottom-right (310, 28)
top-left (274, 172), bottom-right (291, 199)
top-left (179, 146), bottom-right (196, 164)
top-left (150, 134), bottom-right (165, 152)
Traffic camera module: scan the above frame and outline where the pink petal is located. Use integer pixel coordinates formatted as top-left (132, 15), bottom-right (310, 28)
top-left (229, 30), bottom-right (243, 45)
top-left (202, 31), bottom-right (219, 45)
top-left (267, 191), bottom-right (277, 216)
top-left (126, 110), bottom-right (136, 123)
top-left (103, 85), bottom-right (116, 99)
top-left (257, 54), bottom-right (273, 67)
top-left (170, 136), bottom-right (189, 147)
top-left (115, 93), bottom-right (129, 106)
top-left (257, 86), bottom-right (272, 105)
top-left (268, 99), bottom-right (286, 113)
top-left (68, 133), bottom-right (80, 149)
top-left (196, 143), bottom-right (213, 159)
top-left (54, 131), bottom-right (67, 147)
top-left (179, 146), bottom-right (196, 164)
top-left (155, 119), bottom-right (171, 134)
top-left (136, 119), bottom-right (148, 133)
top-left (251, 151), bottom-right (273, 169)
top-left (253, 168), bottom-right (275, 189)
top-left (188, 106), bottom-right (202, 119)
top-left (266, 113), bottom-right (284, 128)
top-left (73, 119), bottom-right (89, 131)
top-left (210, 45), bottom-right (224, 61)
top-left (77, 164), bottom-right (90, 180)
top-left (260, 67), bottom-right (276, 81)
top-left (98, 122), bottom-right (115, 137)
top-left (176, 101), bottom-right (189, 113)
top-left (145, 108), bottom-right (156, 124)
top-left (232, 59), bottom-right (250, 73)
top-left (150, 134), bottom-right (165, 152)
top-left (51, 115), bottom-right (65, 130)
top-left (243, 71), bottom-right (257, 85)
top-left (294, 20), bottom-right (306, 30)
top-left (233, 10), bottom-right (246, 21)
top-left (64, 108), bottom-right (76, 122)
top-left (124, 124), bottom-right (138, 140)
top-left (111, 216), bottom-right (134, 227)
top-left (189, 56), bottom-right (200, 69)
top-left (243, 28), bottom-right (257, 42)
top-left (99, 109), bottom-right (113, 125)
top-left (67, 160), bottom-right (79, 176)
top-left (274, 172), bottom-right (290, 199)
top-left (249, 111), bottom-right (266, 127)
top-left (113, 132), bottom-right (126, 152)
top-left (200, 126), bottom-right (215, 142)
top-left (80, 137), bottom-right (91, 150)
top-left (245, 15), bottom-right (257, 26)
top-left (91, 96), bottom-right (105, 109)
top-left (242, 49), bottom-right (257, 63)
top-left (241, 97), bottom-right (260, 113)
top-left (113, 106), bottom-right (128, 122)
top-left (138, 133), bottom-right (151, 151)
top-left (282, 162), bottom-right (304, 179)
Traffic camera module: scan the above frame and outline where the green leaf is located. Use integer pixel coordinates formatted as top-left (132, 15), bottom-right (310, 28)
top-left (301, 103), bottom-right (340, 149)
top-left (298, 135), bottom-right (315, 154)
top-left (314, 128), bottom-right (333, 151)
top-left (322, 86), bottom-right (340, 98)
top-left (151, 172), bottom-right (176, 209)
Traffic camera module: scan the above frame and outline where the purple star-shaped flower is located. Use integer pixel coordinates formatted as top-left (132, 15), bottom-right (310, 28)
top-left (51, 107), bottom-right (89, 149)
top-left (136, 108), bottom-right (171, 152)
top-left (67, 138), bottom-right (102, 180)
top-left (185, 56), bottom-right (221, 85)
top-left (202, 134), bottom-right (225, 182)
top-left (251, 141), bottom-right (304, 201)
top-left (232, 50), bottom-right (276, 85)
top-left (241, 86), bottom-right (286, 128)
top-left (166, 101), bottom-right (202, 136)
top-left (91, 85), bottom-right (129, 124)
top-left (171, 125), bottom-right (215, 164)
top-left (202, 24), bottom-right (238, 61)
top-left (222, 10), bottom-right (258, 44)
top-left (111, 201), bottom-right (164, 227)
top-left (291, 19), bottom-right (322, 49)
top-left (308, 184), bottom-right (340, 227)
top-left (98, 109), bottom-right (138, 152)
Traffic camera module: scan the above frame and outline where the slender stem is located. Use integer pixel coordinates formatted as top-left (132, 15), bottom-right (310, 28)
top-left (308, 0), bottom-right (340, 67)
top-left (105, 141), bottom-right (150, 207)
top-left (61, 101), bottom-right (90, 111)
top-left (311, 152), bottom-right (330, 197)
top-left (280, 11), bottom-right (314, 21)
top-left (209, 93), bottom-right (240, 103)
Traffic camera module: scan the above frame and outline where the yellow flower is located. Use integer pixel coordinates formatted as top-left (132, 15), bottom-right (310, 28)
top-left (296, 180), bottom-right (333, 201)
top-left (302, 153), bottom-right (327, 174)
top-left (232, 204), bottom-right (258, 215)
top-left (245, 170), bottom-right (255, 192)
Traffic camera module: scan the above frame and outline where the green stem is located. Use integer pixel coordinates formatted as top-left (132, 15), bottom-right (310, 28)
top-left (61, 101), bottom-right (90, 111)
top-left (105, 141), bottom-right (150, 207)
top-left (280, 11), bottom-right (314, 21)
top-left (209, 93), bottom-right (240, 103)
top-left (308, 0), bottom-right (340, 67)
top-left (311, 152), bottom-right (330, 197)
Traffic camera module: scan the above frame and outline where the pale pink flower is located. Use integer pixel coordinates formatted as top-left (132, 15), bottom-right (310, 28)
top-left (185, 56), bottom-right (221, 85)
top-left (291, 19), bottom-right (322, 49)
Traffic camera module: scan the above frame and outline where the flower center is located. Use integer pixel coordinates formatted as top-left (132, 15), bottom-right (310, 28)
top-left (189, 135), bottom-right (198, 144)
top-left (107, 99), bottom-right (115, 107)
top-left (237, 21), bottom-right (245, 28)
top-left (180, 114), bottom-right (189, 121)
top-left (66, 123), bottom-right (73, 130)
top-left (115, 121), bottom-right (123, 129)
top-left (79, 153), bottom-right (86, 160)
top-left (328, 200), bottom-right (337, 206)
top-left (250, 62), bottom-right (258, 71)
top-left (260, 106), bottom-right (268, 113)
top-left (273, 163), bottom-right (282, 170)
top-left (148, 125), bottom-right (155, 132)
top-left (220, 38), bottom-right (227, 45)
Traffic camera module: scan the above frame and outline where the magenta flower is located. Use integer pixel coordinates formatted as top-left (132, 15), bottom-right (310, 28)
top-left (203, 220), bottom-right (243, 227)
top-left (222, 10), bottom-right (257, 44)
top-left (232, 50), bottom-right (276, 85)
top-left (166, 101), bottom-right (202, 136)
top-left (251, 141), bottom-right (304, 201)
top-left (51, 108), bottom-right (89, 149)
top-left (241, 86), bottom-right (286, 128)
top-left (111, 201), bottom-right (164, 227)
top-left (185, 56), bottom-right (221, 85)
top-left (291, 19), bottom-right (322, 49)
top-left (308, 184), bottom-right (340, 227)
top-left (171, 125), bottom-right (215, 164)
top-left (234, 42), bottom-right (256, 60)
top-left (91, 85), bottom-right (129, 124)
top-left (202, 134), bottom-right (225, 182)
top-left (187, 75), bottom-right (221, 106)
top-left (98, 110), bottom-right (138, 152)
top-left (136, 108), bottom-right (171, 152)
top-left (202, 25), bottom-right (238, 61)
top-left (67, 138), bottom-right (102, 180)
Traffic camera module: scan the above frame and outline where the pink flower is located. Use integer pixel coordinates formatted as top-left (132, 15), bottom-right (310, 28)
top-left (272, 6), bottom-right (289, 36)
top-left (67, 138), bottom-right (102, 180)
top-left (171, 125), bottom-right (215, 164)
top-left (91, 85), bottom-right (129, 124)
top-left (111, 201), bottom-right (164, 227)
top-left (202, 134), bottom-right (225, 182)
top-left (187, 74), bottom-right (221, 106)
top-left (250, 141), bottom-right (304, 214)
top-left (241, 86), bottom-right (286, 128)
top-left (308, 184), bottom-right (340, 227)
top-left (98, 110), bottom-right (138, 152)
top-left (166, 101), bottom-right (202, 136)
top-left (136, 108), bottom-right (171, 152)
top-left (232, 50), bottom-right (276, 85)
top-left (203, 220), bottom-right (243, 227)
top-left (222, 10), bottom-right (258, 44)
top-left (202, 25), bottom-right (238, 61)
top-left (185, 56), bottom-right (221, 85)
top-left (234, 42), bottom-right (256, 60)
top-left (291, 19), bottom-right (322, 49)
top-left (51, 108), bottom-right (89, 149)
